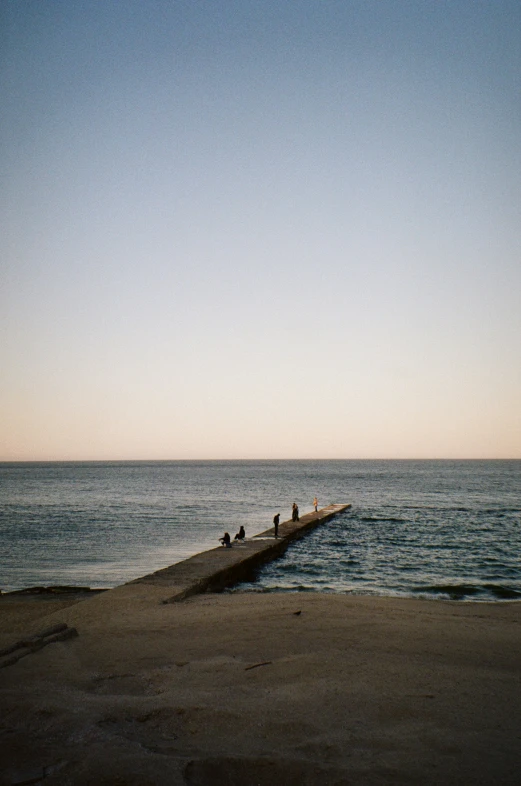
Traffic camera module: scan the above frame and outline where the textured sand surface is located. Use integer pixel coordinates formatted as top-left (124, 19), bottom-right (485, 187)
top-left (1, 591), bottom-right (520, 785)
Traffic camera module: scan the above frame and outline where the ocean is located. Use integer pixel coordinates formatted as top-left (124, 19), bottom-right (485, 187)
top-left (1, 460), bottom-right (520, 601)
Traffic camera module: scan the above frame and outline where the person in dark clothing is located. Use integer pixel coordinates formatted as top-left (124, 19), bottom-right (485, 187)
top-left (219, 532), bottom-right (232, 547)
top-left (273, 513), bottom-right (280, 538)
top-left (234, 525), bottom-right (245, 541)
top-left (292, 503), bottom-right (299, 522)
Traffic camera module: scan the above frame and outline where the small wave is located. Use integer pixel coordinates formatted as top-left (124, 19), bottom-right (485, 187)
top-left (451, 507), bottom-right (473, 513)
top-left (483, 584), bottom-right (521, 600)
top-left (412, 583), bottom-right (482, 599)
top-left (226, 585), bottom-right (271, 594)
top-left (359, 517), bottom-right (408, 523)
top-left (482, 508), bottom-right (521, 514)
top-left (412, 583), bottom-right (521, 601)
top-left (252, 584), bottom-right (317, 593)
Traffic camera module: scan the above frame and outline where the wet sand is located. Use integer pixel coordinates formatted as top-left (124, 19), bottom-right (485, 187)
top-left (1, 590), bottom-right (520, 785)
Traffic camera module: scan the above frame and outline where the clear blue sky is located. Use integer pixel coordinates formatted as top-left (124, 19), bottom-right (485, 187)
top-left (1, 0), bottom-right (520, 459)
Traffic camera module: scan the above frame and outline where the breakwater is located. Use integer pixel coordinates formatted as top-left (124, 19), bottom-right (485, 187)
top-left (129, 504), bottom-right (351, 602)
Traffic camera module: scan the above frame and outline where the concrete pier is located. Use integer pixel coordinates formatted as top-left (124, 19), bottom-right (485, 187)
top-left (21, 505), bottom-right (352, 628)
top-left (128, 503), bottom-right (351, 602)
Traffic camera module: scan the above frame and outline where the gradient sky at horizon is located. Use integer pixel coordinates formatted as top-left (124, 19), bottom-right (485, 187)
top-left (1, 0), bottom-right (520, 460)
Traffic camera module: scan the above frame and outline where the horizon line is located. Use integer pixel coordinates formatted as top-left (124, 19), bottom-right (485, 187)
top-left (1, 457), bottom-right (519, 463)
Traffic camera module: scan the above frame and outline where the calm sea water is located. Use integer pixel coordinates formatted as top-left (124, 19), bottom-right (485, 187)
top-left (1, 460), bottom-right (520, 601)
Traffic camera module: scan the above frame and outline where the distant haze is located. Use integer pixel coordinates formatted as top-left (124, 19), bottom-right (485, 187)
top-left (1, 1), bottom-right (520, 460)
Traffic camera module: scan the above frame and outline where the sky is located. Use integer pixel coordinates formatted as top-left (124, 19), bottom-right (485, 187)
top-left (1, 0), bottom-right (520, 460)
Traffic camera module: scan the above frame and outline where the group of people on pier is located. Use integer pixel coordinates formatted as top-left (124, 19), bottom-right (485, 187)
top-left (219, 498), bottom-right (318, 547)
top-left (219, 525), bottom-right (245, 548)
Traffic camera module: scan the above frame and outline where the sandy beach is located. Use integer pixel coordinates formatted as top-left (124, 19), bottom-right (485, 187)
top-left (1, 589), bottom-right (520, 785)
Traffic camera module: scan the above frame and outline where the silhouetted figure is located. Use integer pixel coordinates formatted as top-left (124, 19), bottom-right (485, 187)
top-left (220, 532), bottom-right (232, 548)
top-left (273, 513), bottom-right (280, 538)
top-left (292, 503), bottom-right (299, 522)
top-left (234, 525), bottom-right (246, 541)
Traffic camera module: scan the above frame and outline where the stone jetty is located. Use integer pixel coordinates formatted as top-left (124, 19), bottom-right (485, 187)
top-left (3, 505), bottom-right (351, 634)
top-left (129, 503), bottom-right (351, 602)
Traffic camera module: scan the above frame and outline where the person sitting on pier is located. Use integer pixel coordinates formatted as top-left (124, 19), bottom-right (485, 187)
top-left (219, 532), bottom-right (232, 548)
top-left (234, 525), bottom-right (246, 541)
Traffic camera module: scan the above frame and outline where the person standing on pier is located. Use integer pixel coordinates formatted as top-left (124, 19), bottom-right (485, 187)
top-left (273, 513), bottom-right (280, 538)
top-left (313, 496), bottom-right (318, 512)
top-left (292, 503), bottom-right (299, 522)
